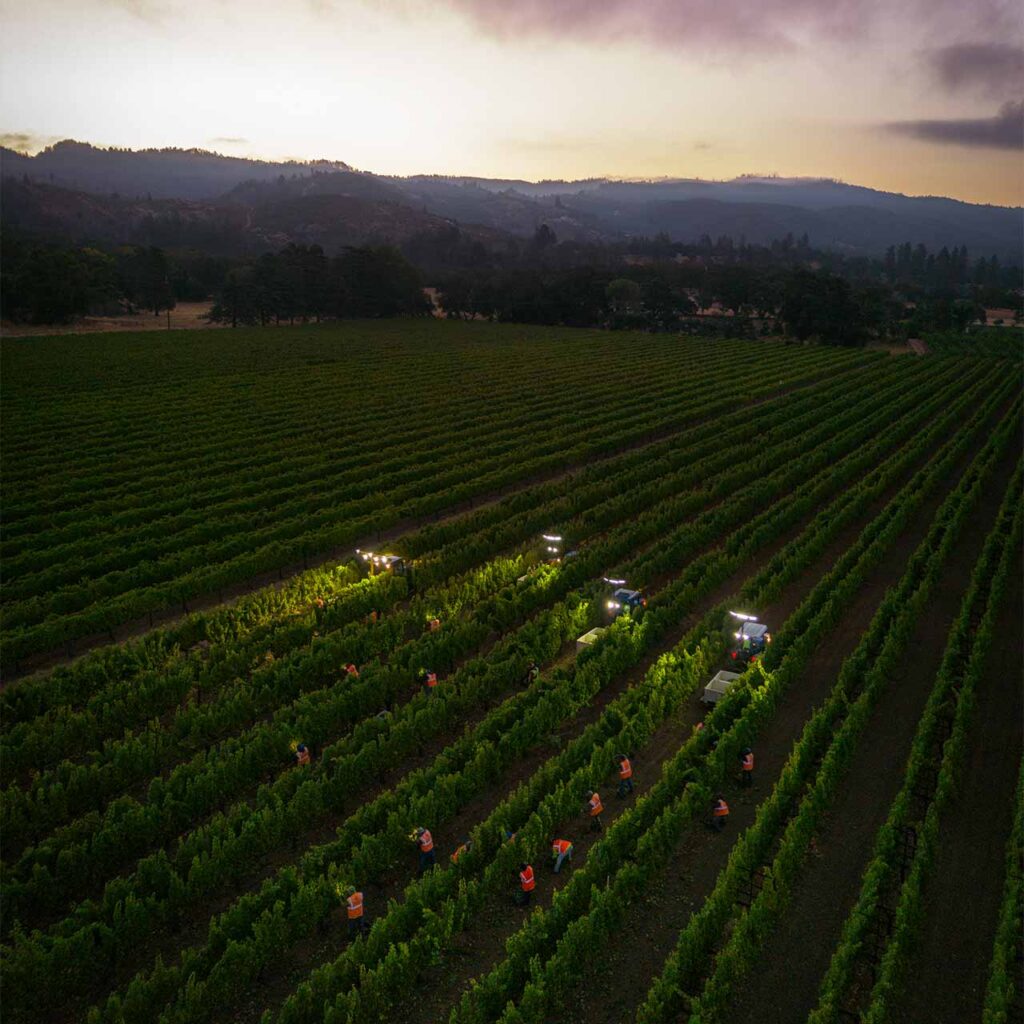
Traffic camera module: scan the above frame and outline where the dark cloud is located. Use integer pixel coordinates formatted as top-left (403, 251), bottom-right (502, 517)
top-left (435, 0), bottom-right (1019, 54)
top-left (886, 101), bottom-right (1023, 150)
top-left (928, 43), bottom-right (1024, 98)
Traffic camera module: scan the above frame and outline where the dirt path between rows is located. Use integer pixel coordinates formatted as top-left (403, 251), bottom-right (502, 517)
top-left (226, 396), bottom-right (933, 1024)
top-left (526, 395), bottom-right (1020, 1024)
top-left (39, 377), bottom-right (906, 1021)
top-left (227, 497), bottom-right (825, 1024)
top-left (720, 432), bottom-right (1022, 1024)
top-left (889, 535), bottom-right (1023, 1024)
top-left (4, 365), bottom-right (862, 684)
top-left (27, 416), bottom-right (789, 930)
top-left (38, 374), bottom-right (994, 1024)
top-left (298, 395), bottom-right (1008, 1024)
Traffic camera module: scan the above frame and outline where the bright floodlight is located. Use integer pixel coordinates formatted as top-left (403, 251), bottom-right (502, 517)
top-left (604, 577), bottom-right (627, 586)
top-left (729, 610), bottom-right (758, 621)
top-left (542, 534), bottom-right (563, 542)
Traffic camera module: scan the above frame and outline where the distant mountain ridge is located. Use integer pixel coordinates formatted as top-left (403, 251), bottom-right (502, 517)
top-left (2, 140), bottom-right (1020, 261)
top-left (0, 140), bottom-right (352, 200)
top-left (0, 176), bottom-right (509, 257)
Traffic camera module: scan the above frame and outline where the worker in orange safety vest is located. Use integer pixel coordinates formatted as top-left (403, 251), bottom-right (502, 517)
top-left (616, 753), bottom-right (634, 797)
top-left (346, 663), bottom-right (359, 678)
top-left (295, 743), bottom-right (311, 767)
top-left (515, 862), bottom-right (536, 906)
top-left (345, 886), bottom-right (368, 939)
top-left (414, 826), bottom-right (436, 874)
top-left (740, 747), bottom-right (754, 787)
top-left (710, 794), bottom-right (730, 832)
top-left (551, 838), bottom-right (574, 874)
top-left (421, 669), bottom-right (438, 696)
top-left (585, 790), bottom-right (604, 831)
top-left (450, 838), bottom-right (473, 865)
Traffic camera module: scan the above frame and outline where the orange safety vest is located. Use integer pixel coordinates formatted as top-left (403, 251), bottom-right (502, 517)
top-left (519, 865), bottom-right (536, 892)
top-left (552, 839), bottom-right (572, 856)
top-left (425, 672), bottom-right (438, 688)
top-left (742, 752), bottom-right (754, 772)
top-left (450, 844), bottom-right (469, 864)
top-left (713, 799), bottom-right (730, 818)
top-left (588, 793), bottom-right (603, 816)
top-left (296, 749), bottom-right (311, 766)
top-left (619, 758), bottom-right (633, 780)
top-left (347, 892), bottom-right (364, 919)
top-left (346, 664), bottom-right (359, 677)
top-left (418, 830), bottom-right (434, 853)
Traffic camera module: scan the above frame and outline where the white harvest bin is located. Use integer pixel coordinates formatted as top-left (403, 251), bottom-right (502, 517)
top-left (701, 670), bottom-right (741, 704)
top-left (576, 627), bottom-right (607, 653)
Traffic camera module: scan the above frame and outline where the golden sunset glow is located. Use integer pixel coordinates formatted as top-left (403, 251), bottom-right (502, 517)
top-left (1, 0), bottom-right (1021, 204)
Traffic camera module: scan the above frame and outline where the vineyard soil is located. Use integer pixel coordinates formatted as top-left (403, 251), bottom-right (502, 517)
top-left (1, 322), bottom-right (1021, 1024)
top-left (888, 537), bottom-right (1024, 1024)
top-left (720, 434), bottom-right (1022, 1024)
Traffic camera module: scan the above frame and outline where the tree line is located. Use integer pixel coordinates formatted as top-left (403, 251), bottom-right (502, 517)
top-left (206, 245), bottom-right (429, 326)
top-left (0, 234), bottom-right (427, 325)
top-left (2, 223), bottom-right (1019, 346)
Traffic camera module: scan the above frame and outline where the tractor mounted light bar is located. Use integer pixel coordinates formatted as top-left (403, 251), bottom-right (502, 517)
top-left (356, 549), bottom-right (401, 566)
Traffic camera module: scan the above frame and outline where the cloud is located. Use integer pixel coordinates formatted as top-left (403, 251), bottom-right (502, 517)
top-left (1, 132), bottom-right (40, 152)
top-left (428, 0), bottom-right (1019, 55)
top-left (210, 136), bottom-right (249, 145)
top-left (927, 42), bottom-right (1024, 98)
top-left (885, 100), bottom-right (1023, 150)
top-left (0, 131), bottom-right (58, 153)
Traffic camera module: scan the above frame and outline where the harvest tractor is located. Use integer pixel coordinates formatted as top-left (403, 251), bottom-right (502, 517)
top-left (356, 549), bottom-right (413, 587)
top-left (540, 533), bottom-right (578, 565)
top-left (728, 611), bottom-right (771, 667)
top-left (603, 577), bottom-right (646, 622)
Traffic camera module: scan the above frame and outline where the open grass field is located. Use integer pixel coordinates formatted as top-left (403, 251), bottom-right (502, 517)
top-left (0, 302), bottom-right (222, 338)
top-left (1, 318), bottom-right (1021, 1024)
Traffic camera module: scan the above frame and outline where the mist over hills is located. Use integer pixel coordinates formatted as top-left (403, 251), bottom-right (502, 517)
top-left (2, 140), bottom-right (1020, 262)
top-left (0, 141), bottom-right (352, 199)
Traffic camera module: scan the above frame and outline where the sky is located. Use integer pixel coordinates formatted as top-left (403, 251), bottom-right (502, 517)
top-left (1, 0), bottom-right (1022, 205)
